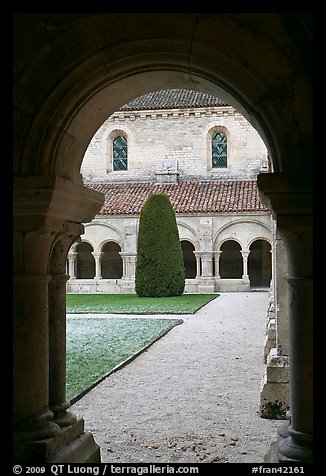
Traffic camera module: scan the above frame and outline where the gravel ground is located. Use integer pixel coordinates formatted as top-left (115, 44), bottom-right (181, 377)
top-left (71, 291), bottom-right (283, 463)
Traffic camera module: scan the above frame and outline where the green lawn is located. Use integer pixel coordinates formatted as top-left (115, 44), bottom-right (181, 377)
top-left (66, 293), bottom-right (218, 314)
top-left (66, 293), bottom-right (219, 401)
top-left (66, 317), bottom-right (182, 401)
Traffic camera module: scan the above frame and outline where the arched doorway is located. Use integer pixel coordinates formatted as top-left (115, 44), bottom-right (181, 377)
top-left (248, 240), bottom-right (272, 288)
top-left (13, 13), bottom-right (313, 464)
top-left (219, 240), bottom-right (242, 279)
top-left (101, 242), bottom-right (123, 279)
top-left (180, 240), bottom-right (196, 279)
top-left (76, 242), bottom-right (95, 279)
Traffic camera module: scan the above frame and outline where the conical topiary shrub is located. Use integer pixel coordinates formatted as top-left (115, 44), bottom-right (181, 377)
top-left (135, 192), bottom-right (185, 297)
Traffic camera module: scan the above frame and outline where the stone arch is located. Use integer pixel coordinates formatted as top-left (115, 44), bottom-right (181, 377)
top-left (214, 219), bottom-right (272, 252)
top-left (176, 221), bottom-right (200, 250)
top-left (216, 235), bottom-right (243, 252)
top-left (13, 14), bottom-right (313, 463)
top-left (16, 16), bottom-right (312, 182)
top-left (247, 235), bottom-right (272, 250)
top-left (84, 222), bottom-right (124, 254)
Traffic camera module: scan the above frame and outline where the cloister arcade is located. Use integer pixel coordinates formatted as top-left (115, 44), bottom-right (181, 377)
top-left (67, 237), bottom-right (271, 290)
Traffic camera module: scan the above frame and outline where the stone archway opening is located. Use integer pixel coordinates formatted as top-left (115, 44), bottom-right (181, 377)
top-left (249, 240), bottom-right (272, 289)
top-left (219, 240), bottom-right (242, 279)
top-left (101, 241), bottom-right (123, 279)
top-left (76, 242), bottom-right (95, 279)
top-left (180, 240), bottom-right (196, 279)
top-left (13, 13), bottom-right (312, 464)
top-left (62, 80), bottom-right (283, 462)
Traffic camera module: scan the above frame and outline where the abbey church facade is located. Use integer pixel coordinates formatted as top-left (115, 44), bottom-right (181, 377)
top-left (67, 89), bottom-right (274, 295)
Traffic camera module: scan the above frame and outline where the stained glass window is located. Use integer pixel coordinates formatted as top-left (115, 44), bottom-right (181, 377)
top-left (212, 132), bottom-right (227, 168)
top-left (113, 136), bottom-right (127, 171)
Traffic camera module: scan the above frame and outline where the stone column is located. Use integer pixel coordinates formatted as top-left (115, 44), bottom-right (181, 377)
top-left (92, 252), bottom-right (102, 279)
top-left (120, 252), bottom-right (137, 278)
top-left (258, 173), bottom-right (313, 463)
top-left (195, 251), bottom-right (215, 293)
top-left (49, 273), bottom-right (76, 425)
top-left (119, 252), bottom-right (137, 293)
top-left (13, 229), bottom-right (61, 458)
top-left (13, 176), bottom-right (104, 462)
top-left (67, 251), bottom-right (77, 279)
top-left (213, 251), bottom-right (221, 279)
top-left (201, 251), bottom-right (214, 277)
top-left (48, 228), bottom-right (82, 427)
top-left (194, 251), bottom-right (201, 278)
top-left (240, 250), bottom-right (250, 283)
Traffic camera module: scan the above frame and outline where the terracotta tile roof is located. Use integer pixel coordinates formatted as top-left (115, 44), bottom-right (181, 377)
top-left (86, 180), bottom-right (269, 215)
top-left (119, 89), bottom-right (228, 111)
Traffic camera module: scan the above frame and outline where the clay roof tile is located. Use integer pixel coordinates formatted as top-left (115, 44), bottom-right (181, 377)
top-left (85, 180), bottom-right (269, 215)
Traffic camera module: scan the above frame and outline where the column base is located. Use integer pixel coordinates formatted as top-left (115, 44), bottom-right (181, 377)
top-left (50, 401), bottom-right (78, 427)
top-left (278, 427), bottom-right (313, 463)
top-left (198, 277), bottom-right (215, 293)
top-left (13, 418), bottom-right (101, 463)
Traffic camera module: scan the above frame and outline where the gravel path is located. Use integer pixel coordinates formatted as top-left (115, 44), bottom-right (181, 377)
top-left (71, 292), bottom-right (282, 463)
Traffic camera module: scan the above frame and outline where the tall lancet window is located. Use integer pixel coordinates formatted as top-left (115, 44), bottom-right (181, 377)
top-left (212, 132), bottom-right (227, 168)
top-left (113, 135), bottom-right (128, 171)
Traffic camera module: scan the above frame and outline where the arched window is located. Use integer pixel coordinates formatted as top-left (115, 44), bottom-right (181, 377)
top-left (212, 132), bottom-right (227, 168)
top-left (113, 135), bottom-right (127, 171)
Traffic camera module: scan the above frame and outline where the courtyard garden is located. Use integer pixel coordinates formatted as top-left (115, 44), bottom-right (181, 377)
top-left (66, 293), bottom-right (217, 314)
top-left (66, 293), bottom-right (218, 401)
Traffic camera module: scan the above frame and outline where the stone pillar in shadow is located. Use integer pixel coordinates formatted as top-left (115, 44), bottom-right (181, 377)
top-left (48, 226), bottom-right (82, 427)
top-left (13, 176), bottom-right (103, 463)
top-left (13, 230), bottom-right (61, 459)
top-left (258, 173), bottom-right (313, 463)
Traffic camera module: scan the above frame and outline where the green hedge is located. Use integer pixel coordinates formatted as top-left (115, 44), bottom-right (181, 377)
top-left (135, 192), bottom-right (185, 297)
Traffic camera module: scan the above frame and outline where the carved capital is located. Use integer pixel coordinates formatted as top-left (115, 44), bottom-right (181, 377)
top-left (257, 173), bottom-right (312, 225)
top-left (13, 176), bottom-right (104, 231)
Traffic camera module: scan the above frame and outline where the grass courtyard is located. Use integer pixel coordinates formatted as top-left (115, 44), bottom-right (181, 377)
top-left (66, 293), bottom-right (218, 401)
top-left (66, 293), bottom-right (218, 314)
top-left (66, 316), bottom-right (182, 401)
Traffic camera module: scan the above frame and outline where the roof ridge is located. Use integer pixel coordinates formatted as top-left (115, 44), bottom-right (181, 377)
top-left (119, 89), bottom-right (229, 112)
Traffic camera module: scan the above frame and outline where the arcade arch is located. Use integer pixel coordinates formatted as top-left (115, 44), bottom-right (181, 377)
top-left (181, 240), bottom-right (197, 279)
top-left (219, 240), bottom-right (242, 279)
top-left (75, 242), bottom-right (95, 279)
top-left (101, 241), bottom-right (123, 279)
top-left (248, 239), bottom-right (272, 288)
